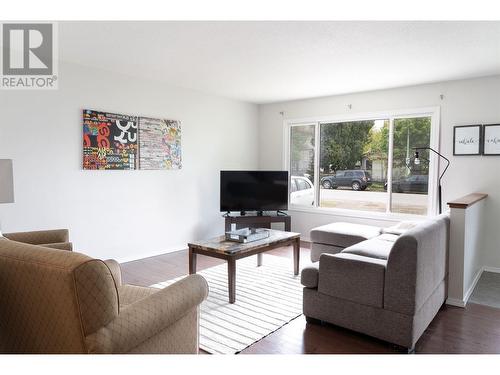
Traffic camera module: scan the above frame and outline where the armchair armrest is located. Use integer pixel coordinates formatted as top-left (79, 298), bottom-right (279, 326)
top-left (39, 242), bottom-right (73, 251)
top-left (104, 259), bottom-right (122, 286)
top-left (3, 229), bottom-right (69, 245)
top-left (318, 253), bottom-right (387, 308)
top-left (85, 274), bottom-right (209, 353)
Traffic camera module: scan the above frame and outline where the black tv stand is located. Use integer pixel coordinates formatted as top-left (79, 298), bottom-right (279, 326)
top-left (224, 213), bottom-right (291, 233)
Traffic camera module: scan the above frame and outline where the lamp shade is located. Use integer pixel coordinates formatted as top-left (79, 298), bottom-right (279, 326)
top-left (0, 159), bottom-right (14, 204)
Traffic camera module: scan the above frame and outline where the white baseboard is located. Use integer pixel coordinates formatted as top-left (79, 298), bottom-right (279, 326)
top-left (482, 266), bottom-right (500, 274)
top-left (446, 265), bottom-right (497, 308)
top-left (445, 298), bottom-right (466, 307)
top-left (116, 245), bottom-right (187, 264)
top-left (463, 268), bottom-right (484, 305)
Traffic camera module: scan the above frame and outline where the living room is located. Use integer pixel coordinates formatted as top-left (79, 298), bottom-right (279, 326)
top-left (1, 1), bottom-right (500, 373)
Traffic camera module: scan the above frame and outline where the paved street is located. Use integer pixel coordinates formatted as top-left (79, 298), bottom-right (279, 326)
top-left (319, 188), bottom-right (428, 214)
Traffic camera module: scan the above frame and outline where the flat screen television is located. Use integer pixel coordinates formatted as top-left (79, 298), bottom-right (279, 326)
top-left (220, 171), bottom-right (288, 213)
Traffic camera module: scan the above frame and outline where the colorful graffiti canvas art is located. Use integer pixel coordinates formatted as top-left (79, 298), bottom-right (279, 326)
top-left (83, 110), bottom-right (138, 170)
top-left (139, 117), bottom-right (182, 170)
top-left (83, 109), bottom-right (182, 170)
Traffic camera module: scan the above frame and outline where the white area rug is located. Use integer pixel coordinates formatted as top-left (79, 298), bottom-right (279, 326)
top-left (151, 254), bottom-right (303, 354)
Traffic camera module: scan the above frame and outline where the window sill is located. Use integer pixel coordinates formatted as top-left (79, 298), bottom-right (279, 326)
top-left (288, 204), bottom-right (437, 223)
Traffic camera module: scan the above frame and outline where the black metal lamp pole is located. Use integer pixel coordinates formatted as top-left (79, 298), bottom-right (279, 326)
top-left (413, 147), bottom-right (450, 214)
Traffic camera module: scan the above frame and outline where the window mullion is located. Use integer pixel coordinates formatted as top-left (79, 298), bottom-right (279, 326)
top-left (386, 118), bottom-right (394, 213)
top-left (313, 122), bottom-right (320, 208)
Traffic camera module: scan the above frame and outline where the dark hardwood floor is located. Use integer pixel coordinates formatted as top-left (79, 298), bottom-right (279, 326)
top-left (121, 245), bottom-right (500, 354)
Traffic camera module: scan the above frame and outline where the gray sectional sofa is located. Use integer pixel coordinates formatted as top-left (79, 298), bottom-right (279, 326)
top-left (301, 214), bottom-right (450, 352)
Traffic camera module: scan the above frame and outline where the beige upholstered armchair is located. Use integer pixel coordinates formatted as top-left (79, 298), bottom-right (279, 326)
top-left (0, 230), bottom-right (208, 354)
top-left (2, 228), bottom-right (73, 251)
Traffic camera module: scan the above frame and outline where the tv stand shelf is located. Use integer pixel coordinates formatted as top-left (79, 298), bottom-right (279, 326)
top-left (224, 214), bottom-right (291, 233)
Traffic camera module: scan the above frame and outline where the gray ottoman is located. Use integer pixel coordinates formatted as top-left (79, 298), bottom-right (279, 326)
top-left (310, 222), bottom-right (382, 262)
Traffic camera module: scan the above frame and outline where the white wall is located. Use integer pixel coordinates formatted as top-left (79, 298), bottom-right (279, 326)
top-left (0, 62), bottom-right (258, 262)
top-left (258, 75), bottom-right (500, 268)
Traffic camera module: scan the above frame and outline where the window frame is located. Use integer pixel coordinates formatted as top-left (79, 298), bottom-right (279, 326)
top-left (283, 107), bottom-right (441, 219)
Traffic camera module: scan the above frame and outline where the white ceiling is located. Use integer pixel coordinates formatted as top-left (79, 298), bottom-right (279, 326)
top-left (60, 21), bottom-right (500, 104)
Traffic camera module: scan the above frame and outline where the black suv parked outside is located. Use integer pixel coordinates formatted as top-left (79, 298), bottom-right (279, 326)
top-left (384, 174), bottom-right (428, 193)
top-left (320, 170), bottom-right (372, 191)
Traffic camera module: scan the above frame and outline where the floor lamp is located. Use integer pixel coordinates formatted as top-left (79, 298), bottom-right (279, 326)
top-left (413, 148), bottom-right (449, 214)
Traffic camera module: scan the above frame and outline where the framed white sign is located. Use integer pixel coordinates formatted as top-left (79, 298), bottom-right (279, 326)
top-left (483, 124), bottom-right (500, 156)
top-left (453, 125), bottom-right (481, 155)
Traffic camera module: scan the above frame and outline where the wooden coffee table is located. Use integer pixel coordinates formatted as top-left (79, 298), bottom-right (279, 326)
top-left (188, 229), bottom-right (300, 304)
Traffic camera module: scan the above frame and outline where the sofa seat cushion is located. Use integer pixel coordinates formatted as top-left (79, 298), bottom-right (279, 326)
top-left (301, 265), bottom-right (319, 288)
top-left (310, 222), bottom-right (381, 248)
top-left (342, 234), bottom-right (398, 260)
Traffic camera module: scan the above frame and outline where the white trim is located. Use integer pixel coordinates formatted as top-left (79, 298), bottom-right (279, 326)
top-left (288, 206), bottom-right (427, 222)
top-left (463, 267), bottom-right (484, 305)
top-left (482, 266), bottom-right (500, 274)
top-left (282, 122), bottom-right (289, 175)
top-left (283, 106), bottom-right (441, 218)
top-left (428, 106), bottom-right (441, 215)
top-left (313, 122), bottom-right (320, 206)
top-left (283, 106), bottom-right (440, 125)
top-left (445, 298), bottom-right (466, 308)
top-left (387, 118), bottom-right (395, 212)
top-left (445, 265), bottom-right (500, 308)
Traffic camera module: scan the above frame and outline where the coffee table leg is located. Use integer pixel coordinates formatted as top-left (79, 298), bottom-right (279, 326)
top-left (293, 238), bottom-right (300, 276)
top-left (257, 253), bottom-right (263, 267)
top-left (228, 258), bottom-right (236, 304)
top-left (189, 247), bottom-right (197, 274)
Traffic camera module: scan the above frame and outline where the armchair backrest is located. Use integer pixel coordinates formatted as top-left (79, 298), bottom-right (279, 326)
top-left (0, 238), bottom-right (119, 353)
top-left (384, 214), bottom-right (449, 315)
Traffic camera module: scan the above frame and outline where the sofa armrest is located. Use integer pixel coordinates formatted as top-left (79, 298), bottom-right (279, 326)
top-left (318, 253), bottom-right (387, 308)
top-left (3, 229), bottom-right (69, 245)
top-left (39, 242), bottom-right (73, 251)
top-left (84, 274), bottom-right (209, 353)
top-left (301, 265), bottom-right (319, 288)
top-left (104, 259), bottom-right (122, 286)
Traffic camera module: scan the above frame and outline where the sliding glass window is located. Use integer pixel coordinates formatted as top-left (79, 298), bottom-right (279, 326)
top-left (390, 117), bottom-right (431, 215)
top-left (286, 109), bottom-right (437, 216)
top-left (289, 124), bottom-right (316, 207)
top-left (319, 119), bottom-right (389, 212)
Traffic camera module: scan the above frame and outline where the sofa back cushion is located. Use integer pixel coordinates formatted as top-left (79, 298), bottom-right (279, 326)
top-left (0, 239), bottom-right (118, 353)
top-left (74, 260), bottom-right (120, 336)
top-left (319, 252), bottom-right (387, 308)
top-left (3, 229), bottom-right (69, 244)
top-left (384, 214), bottom-right (449, 315)
top-left (341, 234), bottom-right (398, 260)
top-left (310, 222), bottom-right (381, 248)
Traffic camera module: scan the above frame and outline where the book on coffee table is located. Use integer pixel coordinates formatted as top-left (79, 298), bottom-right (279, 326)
top-left (225, 227), bottom-right (270, 244)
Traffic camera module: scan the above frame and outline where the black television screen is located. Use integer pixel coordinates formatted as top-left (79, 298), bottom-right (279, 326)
top-left (220, 171), bottom-right (288, 212)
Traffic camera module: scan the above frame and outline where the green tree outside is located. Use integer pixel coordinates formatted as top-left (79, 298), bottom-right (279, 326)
top-left (320, 117), bottom-right (431, 176)
top-left (291, 117), bottom-right (431, 184)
